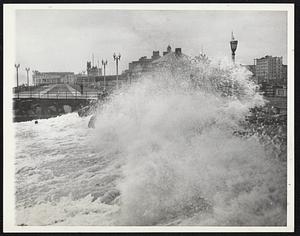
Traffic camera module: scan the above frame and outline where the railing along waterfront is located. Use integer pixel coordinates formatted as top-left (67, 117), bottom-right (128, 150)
top-left (13, 91), bottom-right (99, 100)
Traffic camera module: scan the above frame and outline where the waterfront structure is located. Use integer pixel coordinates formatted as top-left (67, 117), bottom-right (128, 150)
top-left (254, 55), bottom-right (284, 84)
top-left (33, 71), bottom-right (75, 85)
top-left (230, 32), bottom-right (238, 63)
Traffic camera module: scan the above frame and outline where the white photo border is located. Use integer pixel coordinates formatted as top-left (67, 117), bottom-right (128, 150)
top-left (3, 3), bottom-right (295, 233)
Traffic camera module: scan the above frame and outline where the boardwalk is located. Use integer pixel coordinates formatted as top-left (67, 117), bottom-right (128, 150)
top-left (14, 84), bottom-right (99, 100)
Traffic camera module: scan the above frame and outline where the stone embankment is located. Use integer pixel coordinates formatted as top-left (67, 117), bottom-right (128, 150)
top-left (13, 98), bottom-right (90, 122)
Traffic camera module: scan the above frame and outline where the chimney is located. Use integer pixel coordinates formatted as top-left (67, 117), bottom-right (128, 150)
top-left (175, 48), bottom-right (182, 56)
top-left (152, 51), bottom-right (160, 59)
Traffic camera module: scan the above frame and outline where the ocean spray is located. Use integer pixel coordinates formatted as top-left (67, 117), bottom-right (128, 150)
top-left (91, 57), bottom-right (286, 225)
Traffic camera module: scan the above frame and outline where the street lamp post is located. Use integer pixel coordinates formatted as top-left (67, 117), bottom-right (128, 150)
top-left (230, 32), bottom-right (238, 97)
top-left (230, 32), bottom-right (238, 64)
top-left (15, 64), bottom-right (20, 98)
top-left (102, 59), bottom-right (108, 90)
top-left (25, 67), bottom-right (30, 86)
top-left (113, 53), bottom-right (121, 89)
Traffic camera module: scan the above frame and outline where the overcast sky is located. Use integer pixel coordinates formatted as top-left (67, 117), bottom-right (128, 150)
top-left (15, 10), bottom-right (287, 84)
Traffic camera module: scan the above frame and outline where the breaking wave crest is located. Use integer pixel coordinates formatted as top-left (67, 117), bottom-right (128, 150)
top-left (92, 57), bottom-right (286, 226)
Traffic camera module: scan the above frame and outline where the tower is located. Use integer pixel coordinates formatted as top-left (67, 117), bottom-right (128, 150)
top-left (87, 61), bottom-right (91, 70)
top-left (230, 32), bottom-right (238, 63)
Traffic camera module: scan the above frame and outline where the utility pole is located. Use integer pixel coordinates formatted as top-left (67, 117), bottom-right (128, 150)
top-left (25, 67), bottom-right (30, 86)
top-left (113, 53), bottom-right (121, 89)
top-left (102, 59), bottom-right (108, 90)
top-left (15, 64), bottom-right (20, 98)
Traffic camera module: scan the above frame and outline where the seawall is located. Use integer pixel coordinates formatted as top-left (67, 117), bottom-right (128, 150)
top-left (13, 98), bottom-right (91, 122)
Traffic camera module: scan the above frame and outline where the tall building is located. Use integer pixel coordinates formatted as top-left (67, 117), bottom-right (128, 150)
top-left (254, 55), bottom-right (283, 84)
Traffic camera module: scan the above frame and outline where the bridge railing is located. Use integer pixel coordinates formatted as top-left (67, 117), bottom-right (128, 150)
top-left (13, 91), bottom-right (99, 100)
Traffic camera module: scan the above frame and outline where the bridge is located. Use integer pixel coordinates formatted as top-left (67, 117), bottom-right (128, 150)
top-left (13, 84), bottom-right (104, 122)
top-left (13, 84), bottom-right (100, 100)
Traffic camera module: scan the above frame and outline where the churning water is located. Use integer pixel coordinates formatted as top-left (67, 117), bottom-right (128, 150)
top-left (15, 57), bottom-right (287, 226)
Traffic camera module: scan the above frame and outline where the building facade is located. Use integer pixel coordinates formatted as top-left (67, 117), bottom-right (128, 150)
top-left (126, 50), bottom-right (162, 79)
top-left (75, 61), bottom-right (104, 88)
top-left (124, 45), bottom-right (187, 81)
top-left (254, 55), bottom-right (283, 84)
top-left (76, 75), bottom-right (97, 87)
top-left (282, 64), bottom-right (287, 84)
top-left (32, 71), bottom-right (75, 85)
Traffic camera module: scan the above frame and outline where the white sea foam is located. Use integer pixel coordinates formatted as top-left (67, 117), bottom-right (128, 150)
top-left (15, 57), bottom-right (286, 226)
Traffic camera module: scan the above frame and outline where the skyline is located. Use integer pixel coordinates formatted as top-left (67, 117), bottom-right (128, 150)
top-left (15, 10), bottom-right (287, 85)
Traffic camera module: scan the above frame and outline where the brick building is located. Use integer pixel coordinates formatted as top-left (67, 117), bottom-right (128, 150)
top-left (126, 50), bottom-right (162, 79)
top-left (124, 45), bottom-right (188, 81)
top-left (254, 55), bottom-right (284, 84)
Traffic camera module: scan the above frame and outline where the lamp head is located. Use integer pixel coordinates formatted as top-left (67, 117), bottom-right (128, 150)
top-left (230, 40), bottom-right (238, 53)
top-left (230, 31), bottom-right (238, 53)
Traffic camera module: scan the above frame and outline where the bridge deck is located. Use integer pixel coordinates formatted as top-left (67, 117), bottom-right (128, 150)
top-left (14, 84), bottom-right (100, 100)
top-left (13, 92), bottom-right (99, 100)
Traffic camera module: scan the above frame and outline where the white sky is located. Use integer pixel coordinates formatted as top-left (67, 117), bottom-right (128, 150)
top-left (15, 10), bottom-right (287, 84)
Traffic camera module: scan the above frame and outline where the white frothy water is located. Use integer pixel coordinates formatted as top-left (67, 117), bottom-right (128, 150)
top-left (15, 57), bottom-right (287, 226)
